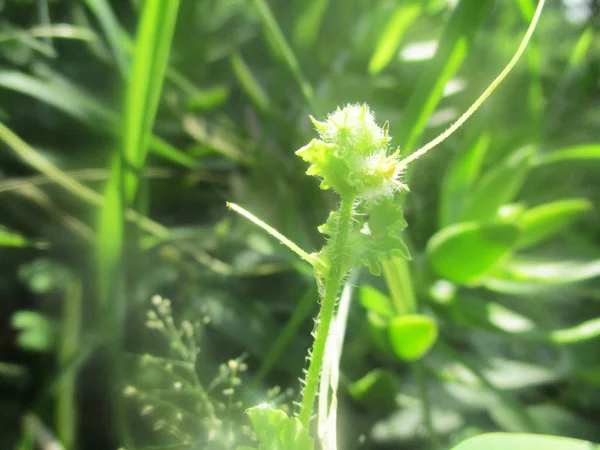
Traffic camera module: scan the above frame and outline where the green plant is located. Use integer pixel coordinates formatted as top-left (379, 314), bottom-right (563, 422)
top-left (227, 2), bottom-right (556, 447)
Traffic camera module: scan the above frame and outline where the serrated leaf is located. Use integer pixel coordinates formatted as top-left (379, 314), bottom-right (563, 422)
top-left (243, 404), bottom-right (314, 450)
top-left (361, 198), bottom-right (411, 275)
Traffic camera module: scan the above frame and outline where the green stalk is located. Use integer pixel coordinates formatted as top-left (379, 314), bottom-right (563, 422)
top-left (298, 195), bottom-right (355, 428)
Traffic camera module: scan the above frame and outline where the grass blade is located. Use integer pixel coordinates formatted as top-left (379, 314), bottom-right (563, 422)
top-left (397, 0), bottom-right (494, 157)
top-left (252, 0), bottom-right (319, 113)
top-left (368, 3), bottom-right (421, 75)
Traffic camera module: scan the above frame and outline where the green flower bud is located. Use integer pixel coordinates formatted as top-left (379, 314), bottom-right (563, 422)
top-left (296, 104), bottom-right (407, 199)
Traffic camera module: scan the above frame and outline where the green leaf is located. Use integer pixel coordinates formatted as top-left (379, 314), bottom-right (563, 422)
top-left (461, 146), bottom-right (535, 222)
top-left (0, 226), bottom-right (31, 247)
top-left (439, 132), bottom-right (490, 227)
top-left (11, 311), bottom-right (53, 352)
top-left (534, 144), bottom-right (600, 165)
top-left (230, 52), bottom-right (272, 113)
top-left (550, 318), bottom-right (600, 345)
top-left (368, 4), bottom-right (421, 74)
top-left (427, 222), bottom-right (520, 284)
top-left (518, 199), bottom-right (591, 247)
top-left (397, 0), bottom-right (494, 156)
top-left (359, 286), bottom-right (394, 318)
top-left (360, 198), bottom-right (411, 275)
top-left (449, 432), bottom-right (597, 450)
top-left (243, 404), bottom-right (314, 450)
top-left (388, 314), bottom-right (437, 361)
top-left (348, 369), bottom-right (397, 409)
top-left (293, 0), bottom-right (330, 49)
top-left (185, 85), bottom-right (229, 111)
top-left (502, 258), bottom-right (600, 284)
top-left (367, 311), bottom-right (393, 354)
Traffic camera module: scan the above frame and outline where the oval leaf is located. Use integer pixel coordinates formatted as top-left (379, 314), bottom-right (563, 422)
top-left (518, 198), bottom-right (591, 248)
top-left (449, 432), bottom-right (597, 450)
top-left (360, 286), bottom-right (394, 318)
top-left (427, 222), bottom-right (520, 284)
top-left (348, 369), bottom-right (397, 410)
top-left (388, 315), bottom-right (437, 361)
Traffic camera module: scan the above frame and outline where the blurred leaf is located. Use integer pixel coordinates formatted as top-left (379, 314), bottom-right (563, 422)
top-left (503, 258), bottom-right (600, 284)
top-left (550, 318), bottom-right (600, 345)
top-left (534, 144), bottom-right (600, 165)
top-left (368, 3), bottom-right (421, 75)
top-left (11, 310), bottom-right (53, 352)
top-left (451, 296), bottom-right (535, 334)
top-left (242, 403), bottom-right (314, 450)
top-left (439, 132), bottom-right (490, 227)
top-left (0, 226), bottom-right (31, 247)
top-left (252, 0), bottom-right (317, 112)
top-left (83, 0), bottom-right (129, 75)
top-left (348, 369), bottom-right (396, 410)
top-left (449, 432), bottom-right (597, 450)
top-left (293, 0), bottom-right (330, 49)
top-left (461, 146), bottom-right (535, 222)
top-left (185, 84), bottom-right (229, 111)
top-left (367, 311), bottom-right (393, 354)
top-left (398, 0), bottom-right (494, 156)
top-left (517, 199), bottom-right (592, 248)
top-left (230, 52), bottom-right (272, 113)
top-left (0, 70), bottom-right (196, 168)
top-left (388, 314), bottom-right (437, 361)
top-left (359, 285), bottom-right (394, 318)
top-left (427, 221), bottom-right (520, 284)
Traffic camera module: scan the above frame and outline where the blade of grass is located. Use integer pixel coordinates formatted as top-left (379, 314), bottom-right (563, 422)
top-left (0, 70), bottom-right (197, 169)
top-left (252, 0), bottom-right (319, 113)
top-left (0, 120), bottom-right (231, 274)
top-left (368, 3), bottom-right (422, 75)
top-left (98, 0), bottom-right (181, 305)
top-left (397, 0), bottom-right (494, 158)
top-left (83, 0), bottom-right (129, 75)
top-left (293, 0), bottom-right (330, 49)
top-left (56, 277), bottom-right (82, 450)
top-left (230, 52), bottom-right (272, 113)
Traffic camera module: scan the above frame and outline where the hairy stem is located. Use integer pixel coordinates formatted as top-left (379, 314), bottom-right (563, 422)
top-left (298, 195), bottom-right (355, 428)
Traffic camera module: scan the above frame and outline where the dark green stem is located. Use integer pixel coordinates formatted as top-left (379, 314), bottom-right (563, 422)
top-left (298, 195), bottom-right (355, 428)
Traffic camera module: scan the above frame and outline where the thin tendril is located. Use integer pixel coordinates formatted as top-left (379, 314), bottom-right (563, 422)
top-left (398, 0), bottom-right (545, 168)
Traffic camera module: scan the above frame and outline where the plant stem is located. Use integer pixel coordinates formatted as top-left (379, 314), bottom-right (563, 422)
top-left (298, 195), bottom-right (355, 428)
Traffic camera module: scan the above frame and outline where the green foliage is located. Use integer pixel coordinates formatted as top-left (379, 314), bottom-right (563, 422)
top-left (240, 404), bottom-right (314, 450)
top-left (449, 433), bottom-right (598, 450)
top-left (1, 0), bottom-right (600, 450)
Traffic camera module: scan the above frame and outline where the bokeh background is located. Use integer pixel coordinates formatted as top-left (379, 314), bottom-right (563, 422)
top-left (1, 0), bottom-right (599, 449)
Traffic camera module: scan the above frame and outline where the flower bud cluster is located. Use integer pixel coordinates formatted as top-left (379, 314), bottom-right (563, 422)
top-left (296, 104), bottom-right (406, 199)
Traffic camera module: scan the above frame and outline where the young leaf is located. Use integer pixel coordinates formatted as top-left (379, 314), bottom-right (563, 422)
top-left (388, 314), bottom-right (438, 361)
top-left (517, 198), bottom-right (592, 248)
top-left (359, 286), bottom-right (395, 318)
top-left (242, 404), bottom-right (314, 450)
top-left (427, 221), bottom-right (520, 284)
top-left (359, 197), bottom-right (411, 275)
top-left (348, 369), bottom-right (397, 409)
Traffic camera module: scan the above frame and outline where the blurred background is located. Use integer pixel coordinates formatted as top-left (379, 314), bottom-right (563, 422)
top-left (1, 0), bottom-right (599, 449)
